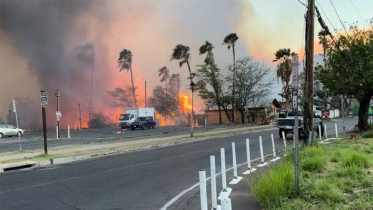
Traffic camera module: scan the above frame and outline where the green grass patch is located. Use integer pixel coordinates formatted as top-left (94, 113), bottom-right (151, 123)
top-left (248, 161), bottom-right (294, 208)
top-left (300, 146), bottom-right (326, 172)
top-left (342, 151), bottom-right (370, 168)
top-left (250, 138), bottom-right (373, 210)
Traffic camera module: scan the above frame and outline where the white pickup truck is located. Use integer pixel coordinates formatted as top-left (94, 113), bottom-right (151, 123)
top-left (277, 111), bottom-right (323, 139)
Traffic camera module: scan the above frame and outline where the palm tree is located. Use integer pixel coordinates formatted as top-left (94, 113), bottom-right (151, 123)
top-left (199, 41), bottom-right (223, 124)
top-left (223, 33), bottom-right (239, 123)
top-left (118, 49), bottom-right (137, 107)
top-left (158, 66), bottom-right (170, 93)
top-left (273, 48), bottom-right (292, 110)
top-left (171, 44), bottom-right (194, 137)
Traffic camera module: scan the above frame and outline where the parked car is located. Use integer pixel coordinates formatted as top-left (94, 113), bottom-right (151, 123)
top-left (0, 124), bottom-right (24, 138)
top-left (130, 117), bottom-right (156, 130)
top-left (277, 111), bottom-right (323, 139)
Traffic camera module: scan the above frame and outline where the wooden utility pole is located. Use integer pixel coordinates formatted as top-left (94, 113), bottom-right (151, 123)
top-left (306, 0), bottom-right (315, 144)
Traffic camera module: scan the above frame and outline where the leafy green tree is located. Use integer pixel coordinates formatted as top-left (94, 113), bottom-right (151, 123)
top-left (199, 41), bottom-right (223, 124)
top-left (118, 49), bottom-right (137, 107)
top-left (273, 48), bottom-right (293, 110)
top-left (315, 24), bottom-right (373, 131)
top-left (223, 33), bottom-right (239, 122)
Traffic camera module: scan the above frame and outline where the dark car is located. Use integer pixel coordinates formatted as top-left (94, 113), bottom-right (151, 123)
top-left (130, 117), bottom-right (156, 130)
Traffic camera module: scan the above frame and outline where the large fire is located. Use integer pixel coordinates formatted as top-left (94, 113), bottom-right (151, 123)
top-left (157, 92), bottom-right (192, 126)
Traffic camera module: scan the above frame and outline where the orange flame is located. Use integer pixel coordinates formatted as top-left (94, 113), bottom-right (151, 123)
top-left (179, 92), bottom-right (192, 112)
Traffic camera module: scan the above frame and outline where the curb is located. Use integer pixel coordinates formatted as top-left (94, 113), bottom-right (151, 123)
top-left (0, 125), bottom-right (276, 172)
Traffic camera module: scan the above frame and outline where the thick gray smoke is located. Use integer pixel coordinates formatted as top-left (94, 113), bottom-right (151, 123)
top-left (0, 1), bottom-right (99, 128)
top-left (0, 0), bottom-right (259, 129)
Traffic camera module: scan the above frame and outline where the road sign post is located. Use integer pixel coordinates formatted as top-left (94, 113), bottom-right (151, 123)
top-left (292, 54), bottom-right (300, 194)
top-left (13, 100), bottom-right (22, 151)
top-left (40, 90), bottom-right (48, 154)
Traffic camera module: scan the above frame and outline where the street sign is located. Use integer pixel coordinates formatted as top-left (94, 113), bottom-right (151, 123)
top-left (291, 54), bottom-right (299, 90)
top-left (40, 91), bottom-right (48, 108)
top-left (292, 90), bottom-right (298, 111)
top-left (56, 111), bottom-right (62, 121)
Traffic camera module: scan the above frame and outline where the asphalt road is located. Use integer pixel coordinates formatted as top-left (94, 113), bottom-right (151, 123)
top-left (0, 124), bottom-right (251, 153)
top-left (0, 118), bottom-right (357, 210)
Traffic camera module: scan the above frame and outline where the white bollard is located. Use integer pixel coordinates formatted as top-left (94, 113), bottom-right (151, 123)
top-left (319, 125), bottom-right (322, 141)
top-left (324, 124), bottom-right (328, 139)
top-left (210, 156), bottom-right (220, 210)
top-left (257, 136), bottom-right (268, 167)
top-left (220, 148), bottom-right (227, 191)
top-left (229, 142), bottom-right (243, 184)
top-left (199, 170), bottom-right (208, 210)
top-left (68, 125), bottom-right (71, 138)
top-left (243, 138), bottom-right (256, 174)
top-left (218, 148), bottom-right (232, 200)
top-left (221, 198), bottom-right (232, 210)
top-left (335, 124), bottom-right (339, 138)
top-left (56, 126), bottom-right (58, 139)
top-left (270, 134), bottom-right (280, 162)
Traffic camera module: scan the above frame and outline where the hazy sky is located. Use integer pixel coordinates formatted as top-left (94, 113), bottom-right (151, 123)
top-left (0, 0), bottom-right (372, 128)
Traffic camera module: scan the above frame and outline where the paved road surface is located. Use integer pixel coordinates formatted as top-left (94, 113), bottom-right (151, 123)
top-left (0, 124), bottom-right (251, 153)
top-left (0, 118), bottom-right (356, 210)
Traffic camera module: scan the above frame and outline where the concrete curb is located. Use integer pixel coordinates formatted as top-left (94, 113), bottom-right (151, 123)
top-left (0, 125), bottom-right (276, 172)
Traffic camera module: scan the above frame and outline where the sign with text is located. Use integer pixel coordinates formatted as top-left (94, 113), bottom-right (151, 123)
top-left (291, 54), bottom-right (299, 90)
top-left (40, 91), bottom-right (48, 108)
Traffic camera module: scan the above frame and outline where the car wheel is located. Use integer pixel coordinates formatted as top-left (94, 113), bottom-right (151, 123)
top-left (131, 127), bottom-right (135, 130)
top-left (0, 133), bottom-right (3, 138)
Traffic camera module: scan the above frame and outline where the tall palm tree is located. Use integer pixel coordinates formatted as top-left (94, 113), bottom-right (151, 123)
top-left (273, 48), bottom-right (292, 110)
top-left (158, 66), bottom-right (170, 93)
top-left (118, 49), bottom-right (137, 107)
top-left (171, 44), bottom-right (194, 137)
top-left (199, 41), bottom-right (223, 124)
top-left (223, 33), bottom-right (239, 123)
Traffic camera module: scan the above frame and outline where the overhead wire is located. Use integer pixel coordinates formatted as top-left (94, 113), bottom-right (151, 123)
top-left (315, 0), bottom-right (336, 31)
top-left (329, 0), bottom-right (350, 35)
top-left (349, 0), bottom-right (365, 24)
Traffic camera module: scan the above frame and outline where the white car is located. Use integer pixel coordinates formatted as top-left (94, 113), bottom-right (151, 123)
top-left (0, 124), bottom-right (24, 138)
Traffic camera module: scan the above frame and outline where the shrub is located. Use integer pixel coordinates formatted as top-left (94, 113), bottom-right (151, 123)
top-left (362, 130), bottom-right (373, 138)
top-left (342, 152), bottom-right (370, 168)
top-left (249, 161), bottom-right (294, 208)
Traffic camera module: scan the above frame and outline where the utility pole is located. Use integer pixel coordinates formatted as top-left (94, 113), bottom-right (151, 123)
top-left (79, 103), bottom-right (82, 131)
top-left (8, 106), bottom-right (11, 124)
top-left (145, 81), bottom-right (147, 107)
top-left (306, 0), bottom-right (315, 144)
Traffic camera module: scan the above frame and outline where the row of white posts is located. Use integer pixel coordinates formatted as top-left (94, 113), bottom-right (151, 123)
top-left (198, 135), bottom-right (281, 210)
top-left (55, 125), bottom-right (72, 139)
top-left (198, 123), bottom-right (342, 210)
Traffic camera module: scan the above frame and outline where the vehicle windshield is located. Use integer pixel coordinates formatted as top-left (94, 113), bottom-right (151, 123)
top-left (119, 114), bottom-right (130, 120)
top-left (137, 117), bottom-right (147, 121)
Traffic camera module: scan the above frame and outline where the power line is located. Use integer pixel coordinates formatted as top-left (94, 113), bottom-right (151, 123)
top-left (329, 0), bottom-right (349, 35)
top-left (297, 0), bottom-right (307, 8)
top-left (316, 0), bottom-right (336, 31)
top-left (349, 0), bottom-right (365, 23)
